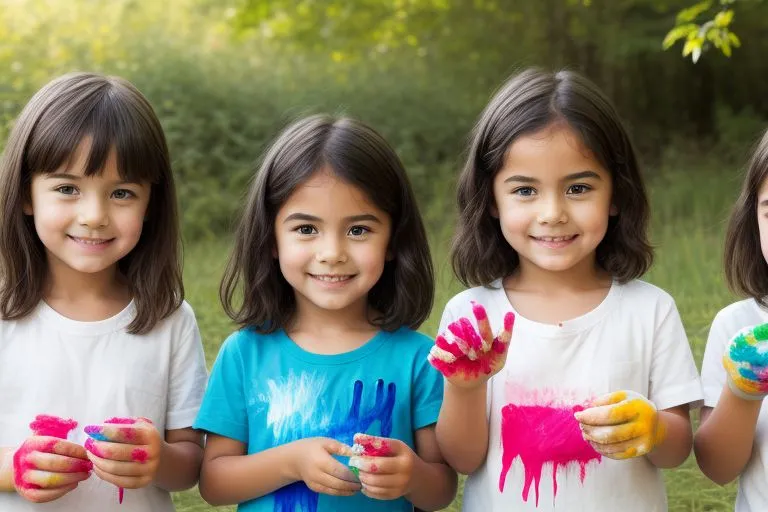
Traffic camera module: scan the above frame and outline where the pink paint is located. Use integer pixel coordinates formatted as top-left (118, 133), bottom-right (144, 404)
top-left (13, 439), bottom-right (59, 490)
top-left (369, 463), bottom-right (378, 473)
top-left (499, 403), bottom-right (601, 506)
top-left (29, 414), bottom-right (77, 438)
top-left (353, 435), bottom-right (393, 456)
top-left (131, 448), bottom-right (149, 463)
top-left (105, 417), bottom-right (138, 425)
top-left (84, 438), bottom-right (106, 458)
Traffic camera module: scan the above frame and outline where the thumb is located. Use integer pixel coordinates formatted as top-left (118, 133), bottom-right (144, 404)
top-left (323, 439), bottom-right (355, 457)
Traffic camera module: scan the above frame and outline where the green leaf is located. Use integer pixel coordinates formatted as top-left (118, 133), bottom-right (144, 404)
top-left (662, 23), bottom-right (698, 49)
top-left (728, 32), bottom-right (741, 47)
top-left (714, 9), bottom-right (734, 27)
top-left (676, 0), bottom-right (713, 23)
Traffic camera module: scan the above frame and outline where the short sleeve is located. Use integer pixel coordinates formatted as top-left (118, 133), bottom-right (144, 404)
top-left (193, 331), bottom-right (249, 443)
top-left (166, 303), bottom-right (209, 430)
top-left (648, 296), bottom-right (703, 410)
top-left (700, 312), bottom-right (732, 408)
top-left (412, 340), bottom-right (444, 429)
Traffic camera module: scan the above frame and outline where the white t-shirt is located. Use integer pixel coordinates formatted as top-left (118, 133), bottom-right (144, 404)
top-left (701, 298), bottom-right (768, 512)
top-left (439, 279), bottom-right (702, 512)
top-left (0, 300), bottom-right (208, 512)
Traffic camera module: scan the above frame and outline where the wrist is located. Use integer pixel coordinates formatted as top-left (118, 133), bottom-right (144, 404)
top-left (0, 447), bottom-right (15, 492)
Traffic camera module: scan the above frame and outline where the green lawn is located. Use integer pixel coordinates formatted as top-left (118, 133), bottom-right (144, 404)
top-left (175, 165), bottom-right (742, 511)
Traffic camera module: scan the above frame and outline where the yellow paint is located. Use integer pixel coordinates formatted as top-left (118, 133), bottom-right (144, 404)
top-left (607, 395), bottom-right (666, 459)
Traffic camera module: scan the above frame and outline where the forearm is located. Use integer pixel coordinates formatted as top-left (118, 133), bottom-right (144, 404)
top-left (0, 447), bottom-right (14, 492)
top-left (435, 383), bottom-right (488, 474)
top-left (694, 386), bottom-right (761, 484)
top-left (153, 440), bottom-right (203, 491)
top-left (199, 442), bottom-right (298, 506)
top-left (405, 456), bottom-right (457, 511)
top-left (646, 409), bottom-right (692, 468)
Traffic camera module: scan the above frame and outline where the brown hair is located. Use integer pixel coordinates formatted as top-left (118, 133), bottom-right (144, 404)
top-left (221, 114), bottom-right (434, 332)
top-left (452, 68), bottom-right (652, 286)
top-left (0, 72), bottom-right (183, 334)
top-left (724, 129), bottom-right (768, 305)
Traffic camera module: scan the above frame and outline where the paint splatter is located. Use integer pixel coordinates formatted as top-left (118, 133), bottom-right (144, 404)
top-left (724, 323), bottom-right (768, 397)
top-left (263, 373), bottom-right (396, 512)
top-left (429, 302), bottom-right (514, 381)
top-left (352, 434), bottom-right (393, 456)
top-left (29, 415), bottom-right (78, 438)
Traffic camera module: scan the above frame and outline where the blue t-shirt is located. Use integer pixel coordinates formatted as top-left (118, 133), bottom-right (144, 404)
top-left (194, 327), bottom-right (443, 512)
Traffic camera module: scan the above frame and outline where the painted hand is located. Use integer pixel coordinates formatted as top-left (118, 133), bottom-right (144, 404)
top-left (723, 323), bottom-right (768, 400)
top-left (291, 437), bottom-right (362, 496)
top-left (574, 391), bottom-right (665, 460)
top-left (13, 415), bottom-right (92, 503)
top-left (84, 417), bottom-right (161, 502)
top-left (428, 301), bottom-right (515, 389)
top-left (348, 433), bottom-right (415, 500)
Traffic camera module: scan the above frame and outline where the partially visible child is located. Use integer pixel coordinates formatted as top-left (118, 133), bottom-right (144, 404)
top-left (429, 68), bottom-right (702, 511)
top-left (194, 114), bottom-right (456, 511)
top-left (695, 128), bottom-right (768, 510)
top-left (0, 73), bottom-right (208, 511)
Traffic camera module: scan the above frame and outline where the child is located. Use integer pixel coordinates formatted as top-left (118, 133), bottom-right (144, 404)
top-left (194, 114), bottom-right (457, 511)
top-left (0, 73), bottom-right (208, 511)
top-left (695, 129), bottom-right (768, 510)
top-left (429, 68), bottom-right (702, 511)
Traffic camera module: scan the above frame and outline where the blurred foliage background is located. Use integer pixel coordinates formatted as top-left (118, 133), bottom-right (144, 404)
top-left (2, 0), bottom-right (767, 510)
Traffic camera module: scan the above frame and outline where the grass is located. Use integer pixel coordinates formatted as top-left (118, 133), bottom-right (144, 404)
top-left (174, 164), bottom-right (742, 511)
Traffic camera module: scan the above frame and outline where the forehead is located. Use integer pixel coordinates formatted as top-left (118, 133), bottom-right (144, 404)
top-left (499, 123), bottom-right (609, 180)
top-left (279, 170), bottom-right (385, 217)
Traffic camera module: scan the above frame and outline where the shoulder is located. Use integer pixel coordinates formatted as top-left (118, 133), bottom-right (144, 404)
top-left (157, 300), bottom-right (198, 330)
top-left (386, 327), bottom-right (434, 350)
top-left (711, 298), bottom-right (765, 332)
top-left (442, 279), bottom-right (506, 316)
top-left (615, 279), bottom-right (679, 314)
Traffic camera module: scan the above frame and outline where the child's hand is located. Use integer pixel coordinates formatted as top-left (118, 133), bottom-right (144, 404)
top-left (723, 323), bottom-right (768, 400)
top-left (83, 417), bottom-right (161, 492)
top-left (428, 301), bottom-right (515, 389)
top-left (291, 437), bottom-right (362, 496)
top-left (574, 391), bottom-right (666, 460)
top-left (13, 436), bottom-right (92, 503)
top-left (348, 433), bottom-right (414, 500)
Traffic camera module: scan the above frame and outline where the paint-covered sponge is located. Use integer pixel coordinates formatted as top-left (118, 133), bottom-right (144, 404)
top-left (724, 322), bottom-right (768, 400)
top-left (29, 414), bottom-right (78, 439)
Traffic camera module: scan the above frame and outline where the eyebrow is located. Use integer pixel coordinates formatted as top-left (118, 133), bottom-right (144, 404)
top-left (283, 213), bottom-right (382, 224)
top-left (759, 198), bottom-right (768, 207)
top-left (503, 170), bottom-right (602, 184)
top-left (45, 173), bottom-right (141, 186)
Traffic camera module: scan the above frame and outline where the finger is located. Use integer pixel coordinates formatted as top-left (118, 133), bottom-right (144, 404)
top-left (23, 469), bottom-right (90, 488)
top-left (496, 311), bottom-right (516, 346)
top-left (322, 439), bottom-right (355, 458)
top-left (85, 438), bottom-right (151, 463)
top-left (87, 451), bottom-right (154, 478)
top-left (574, 403), bottom-right (633, 427)
top-left (588, 438), bottom-right (649, 460)
top-left (581, 423), bottom-right (645, 445)
top-left (352, 434), bottom-right (394, 456)
top-left (90, 464), bottom-right (152, 489)
top-left (23, 438), bottom-right (88, 459)
top-left (348, 456), bottom-right (390, 474)
top-left (27, 451), bottom-right (93, 473)
top-left (471, 302), bottom-right (493, 351)
top-left (19, 483), bottom-right (79, 503)
top-left (84, 424), bottom-right (153, 444)
top-left (360, 482), bottom-right (398, 500)
top-left (310, 471), bottom-right (363, 495)
top-left (447, 318), bottom-right (483, 359)
top-left (429, 341), bottom-right (458, 365)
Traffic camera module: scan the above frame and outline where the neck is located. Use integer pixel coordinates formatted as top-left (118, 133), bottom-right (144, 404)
top-left (45, 259), bottom-right (125, 304)
top-left (510, 254), bottom-right (612, 293)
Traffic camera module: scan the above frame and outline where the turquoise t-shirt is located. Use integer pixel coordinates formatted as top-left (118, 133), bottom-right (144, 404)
top-left (194, 327), bottom-right (443, 512)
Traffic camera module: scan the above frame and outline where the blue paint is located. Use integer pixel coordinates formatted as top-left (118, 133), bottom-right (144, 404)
top-left (273, 379), bottom-right (396, 512)
top-left (86, 432), bottom-right (109, 441)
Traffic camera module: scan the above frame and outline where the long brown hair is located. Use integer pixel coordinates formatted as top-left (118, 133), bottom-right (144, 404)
top-left (0, 72), bottom-right (183, 334)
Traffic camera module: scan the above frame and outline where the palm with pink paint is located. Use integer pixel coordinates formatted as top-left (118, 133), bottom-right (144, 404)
top-left (428, 301), bottom-right (515, 388)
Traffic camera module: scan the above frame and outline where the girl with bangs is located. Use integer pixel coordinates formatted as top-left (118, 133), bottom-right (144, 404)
top-left (429, 68), bottom-right (702, 511)
top-left (194, 114), bottom-right (456, 511)
top-left (0, 73), bottom-right (208, 511)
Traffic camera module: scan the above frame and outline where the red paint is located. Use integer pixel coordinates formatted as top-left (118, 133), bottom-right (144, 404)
top-left (369, 463), bottom-right (378, 473)
top-left (499, 404), bottom-right (601, 506)
top-left (14, 415), bottom-right (86, 490)
top-left (354, 435), bottom-right (393, 456)
top-left (119, 487), bottom-right (124, 504)
top-left (131, 448), bottom-right (149, 463)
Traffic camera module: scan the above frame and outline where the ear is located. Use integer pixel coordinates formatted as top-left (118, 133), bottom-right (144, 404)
top-left (609, 204), bottom-right (618, 216)
top-left (23, 201), bottom-right (33, 216)
top-left (489, 200), bottom-right (499, 219)
top-left (272, 246), bottom-right (278, 259)
top-left (386, 248), bottom-right (394, 262)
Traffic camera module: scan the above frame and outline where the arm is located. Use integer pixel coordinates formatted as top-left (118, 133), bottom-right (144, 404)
top-left (153, 427), bottom-right (204, 491)
top-left (646, 405), bottom-right (692, 468)
top-left (404, 426), bottom-right (458, 511)
top-left (0, 447), bottom-right (13, 492)
top-left (694, 386), bottom-right (762, 485)
top-left (435, 383), bottom-right (489, 474)
top-left (199, 434), bottom-right (359, 506)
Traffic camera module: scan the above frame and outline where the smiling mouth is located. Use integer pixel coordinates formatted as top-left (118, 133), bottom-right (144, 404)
top-left (309, 274), bottom-right (355, 283)
top-left (530, 235), bottom-right (578, 242)
top-left (68, 236), bottom-right (114, 246)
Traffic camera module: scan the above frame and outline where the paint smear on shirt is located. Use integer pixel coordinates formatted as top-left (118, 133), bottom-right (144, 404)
top-left (499, 384), bottom-right (601, 506)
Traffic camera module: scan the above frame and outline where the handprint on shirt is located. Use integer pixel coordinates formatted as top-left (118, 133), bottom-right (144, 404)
top-left (428, 301), bottom-right (515, 387)
top-left (723, 322), bottom-right (768, 400)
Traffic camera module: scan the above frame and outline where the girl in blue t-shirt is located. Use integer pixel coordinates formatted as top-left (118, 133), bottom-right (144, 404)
top-left (194, 115), bottom-right (457, 511)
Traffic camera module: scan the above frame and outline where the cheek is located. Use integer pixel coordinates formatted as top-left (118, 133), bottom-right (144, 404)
top-left (759, 219), bottom-right (768, 262)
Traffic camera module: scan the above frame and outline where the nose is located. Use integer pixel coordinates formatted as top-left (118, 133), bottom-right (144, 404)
top-left (77, 195), bottom-right (109, 228)
top-left (536, 195), bottom-right (567, 225)
top-left (315, 234), bottom-right (347, 264)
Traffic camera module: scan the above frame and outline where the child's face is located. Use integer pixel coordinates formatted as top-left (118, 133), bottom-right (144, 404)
top-left (24, 137), bottom-right (150, 280)
top-left (274, 168), bottom-right (392, 322)
top-left (758, 178), bottom-right (768, 264)
top-left (492, 123), bottom-right (615, 278)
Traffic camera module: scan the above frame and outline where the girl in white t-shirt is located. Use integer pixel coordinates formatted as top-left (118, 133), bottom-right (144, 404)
top-left (695, 128), bottom-right (768, 511)
top-left (0, 73), bottom-right (208, 512)
top-left (429, 68), bottom-right (702, 511)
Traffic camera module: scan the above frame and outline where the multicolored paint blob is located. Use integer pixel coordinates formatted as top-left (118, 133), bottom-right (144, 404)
top-left (724, 322), bottom-right (768, 399)
top-left (13, 415), bottom-right (90, 491)
top-left (429, 302), bottom-right (515, 382)
top-left (348, 433), bottom-right (395, 476)
top-left (575, 390), bottom-right (666, 460)
top-left (262, 372), bottom-right (395, 512)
